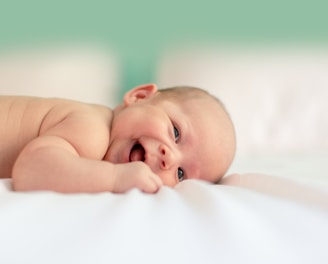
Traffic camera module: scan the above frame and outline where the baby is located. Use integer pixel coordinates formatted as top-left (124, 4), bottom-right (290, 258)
top-left (0, 84), bottom-right (236, 193)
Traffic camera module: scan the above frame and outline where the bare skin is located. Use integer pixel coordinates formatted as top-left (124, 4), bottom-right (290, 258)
top-left (0, 84), bottom-right (235, 193)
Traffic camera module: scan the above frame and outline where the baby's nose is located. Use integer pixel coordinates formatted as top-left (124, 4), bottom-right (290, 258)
top-left (159, 144), bottom-right (175, 170)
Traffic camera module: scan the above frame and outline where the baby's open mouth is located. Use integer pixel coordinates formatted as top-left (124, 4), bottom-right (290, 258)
top-left (129, 142), bottom-right (145, 162)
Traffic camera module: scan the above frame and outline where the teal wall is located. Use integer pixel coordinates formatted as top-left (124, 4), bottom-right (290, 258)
top-left (1, 0), bottom-right (327, 99)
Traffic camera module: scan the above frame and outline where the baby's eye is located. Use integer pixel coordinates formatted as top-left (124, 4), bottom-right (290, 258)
top-left (177, 167), bottom-right (184, 182)
top-left (173, 126), bottom-right (180, 142)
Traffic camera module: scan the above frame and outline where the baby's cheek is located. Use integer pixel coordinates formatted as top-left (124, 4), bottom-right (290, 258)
top-left (145, 113), bottom-right (171, 136)
top-left (112, 110), bottom-right (140, 133)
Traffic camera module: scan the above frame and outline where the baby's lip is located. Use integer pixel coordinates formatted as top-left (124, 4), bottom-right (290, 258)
top-left (129, 141), bottom-right (145, 162)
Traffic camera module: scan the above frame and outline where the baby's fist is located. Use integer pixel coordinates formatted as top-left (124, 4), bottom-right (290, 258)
top-left (113, 162), bottom-right (163, 193)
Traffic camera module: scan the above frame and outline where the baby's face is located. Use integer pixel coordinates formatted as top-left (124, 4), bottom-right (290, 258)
top-left (107, 89), bottom-right (235, 186)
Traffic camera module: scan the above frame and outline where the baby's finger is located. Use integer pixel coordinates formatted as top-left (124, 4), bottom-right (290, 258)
top-left (140, 175), bottom-right (162, 193)
top-left (139, 182), bottom-right (158, 193)
top-left (150, 173), bottom-right (163, 188)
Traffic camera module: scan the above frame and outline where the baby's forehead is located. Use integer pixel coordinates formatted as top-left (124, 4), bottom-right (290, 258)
top-left (161, 88), bottom-right (210, 101)
top-left (181, 95), bottom-right (222, 115)
top-left (161, 89), bottom-right (218, 107)
top-left (157, 90), bottom-right (226, 128)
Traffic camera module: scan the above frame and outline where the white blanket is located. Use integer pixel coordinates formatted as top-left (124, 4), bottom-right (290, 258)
top-left (1, 174), bottom-right (328, 264)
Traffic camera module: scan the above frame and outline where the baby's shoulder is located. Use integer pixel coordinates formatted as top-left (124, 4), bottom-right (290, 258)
top-left (41, 98), bottom-right (112, 128)
top-left (0, 95), bottom-right (112, 124)
top-left (40, 98), bottom-right (113, 159)
top-left (0, 96), bottom-right (113, 160)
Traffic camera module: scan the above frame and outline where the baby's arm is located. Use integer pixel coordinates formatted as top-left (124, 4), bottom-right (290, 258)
top-left (12, 136), bottom-right (162, 193)
top-left (12, 108), bottom-right (162, 193)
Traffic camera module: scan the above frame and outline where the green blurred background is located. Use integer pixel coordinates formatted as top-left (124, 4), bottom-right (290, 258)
top-left (0, 0), bottom-right (327, 97)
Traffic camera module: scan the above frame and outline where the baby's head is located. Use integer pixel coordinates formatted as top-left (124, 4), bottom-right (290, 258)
top-left (109, 84), bottom-right (236, 185)
top-left (154, 85), bottom-right (236, 182)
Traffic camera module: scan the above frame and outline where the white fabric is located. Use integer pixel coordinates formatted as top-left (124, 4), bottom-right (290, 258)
top-left (1, 175), bottom-right (328, 264)
top-left (0, 44), bottom-right (120, 106)
top-left (227, 153), bottom-right (328, 186)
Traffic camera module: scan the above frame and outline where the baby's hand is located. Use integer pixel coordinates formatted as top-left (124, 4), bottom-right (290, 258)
top-left (113, 162), bottom-right (163, 193)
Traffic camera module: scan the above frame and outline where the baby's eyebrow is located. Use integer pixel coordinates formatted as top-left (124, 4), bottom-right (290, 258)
top-left (184, 161), bottom-right (197, 180)
top-left (184, 170), bottom-right (189, 180)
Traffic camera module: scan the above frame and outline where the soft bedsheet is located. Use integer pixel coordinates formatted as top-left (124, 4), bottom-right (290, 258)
top-left (1, 173), bottom-right (328, 264)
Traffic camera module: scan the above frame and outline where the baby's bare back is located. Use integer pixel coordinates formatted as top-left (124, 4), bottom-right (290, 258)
top-left (0, 96), bottom-right (112, 178)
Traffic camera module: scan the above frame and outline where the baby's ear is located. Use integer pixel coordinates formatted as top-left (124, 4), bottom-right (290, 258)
top-left (123, 84), bottom-right (158, 105)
